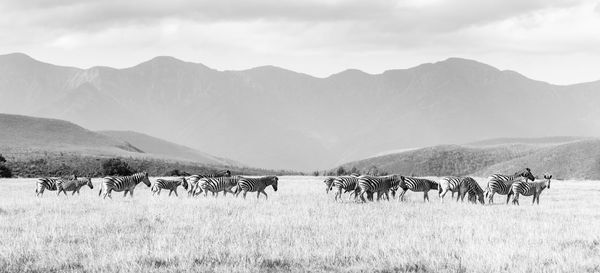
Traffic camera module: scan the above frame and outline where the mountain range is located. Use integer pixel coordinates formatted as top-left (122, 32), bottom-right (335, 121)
top-left (1, 52), bottom-right (600, 170)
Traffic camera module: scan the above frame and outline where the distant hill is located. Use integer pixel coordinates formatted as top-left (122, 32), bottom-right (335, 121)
top-left (0, 113), bottom-right (141, 155)
top-left (100, 130), bottom-right (240, 166)
top-left (339, 137), bottom-right (600, 180)
top-left (4, 53), bottom-right (600, 170)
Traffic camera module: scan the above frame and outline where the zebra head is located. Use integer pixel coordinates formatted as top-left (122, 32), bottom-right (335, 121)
top-left (83, 177), bottom-right (93, 189)
top-left (181, 177), bottom-right (189, 190)
top-left (141, 172), bottom-right (151, 187)
top-left (543, 173), bottom-right (552, 189)
top-left (323, 177), bottom-right (334, 193)
top-left (269, 176), bottom-right (279, 191)
top-left (518, 168), bottom-right (535, 182)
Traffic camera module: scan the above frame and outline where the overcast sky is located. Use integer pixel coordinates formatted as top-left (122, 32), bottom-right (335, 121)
top-left (1, 0), bottom-right (599, 84)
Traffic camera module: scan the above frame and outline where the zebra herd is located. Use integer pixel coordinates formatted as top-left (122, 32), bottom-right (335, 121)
top-left (324, 168), bottom-right (553, 205)
top-left (34, 170), bottom-right (279, 200)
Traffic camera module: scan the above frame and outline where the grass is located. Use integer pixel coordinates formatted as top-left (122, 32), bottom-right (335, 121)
top-left (0, 176), bottom-right (599, 272)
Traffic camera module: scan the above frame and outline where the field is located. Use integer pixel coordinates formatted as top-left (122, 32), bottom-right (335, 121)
top-left (0, 176), bottom-right (599, 273)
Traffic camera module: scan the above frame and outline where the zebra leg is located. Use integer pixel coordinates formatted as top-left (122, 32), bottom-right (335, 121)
top-left (334, 187), bottom-right (342, 201)
top-left (384, 191), bottom-right (390, 201)
top-left (169, 190), bottom-right (173, 196)
top-left (488, 192), bottom-right (495, 204)
top-left (506, 192), bottom-right (512, 204)
top-left (173, 189), bottom-right (178, 197)
top-left (261, 190), bottom-right (268, 200)
top-left (123, 191), bottom-right (128, 197)
top-left (243, 190), bottom-right (248, 199)
top-left (399, 189), bottom-right (408, 202)
top-left (424, 191), bottom-right (429, 202)
top-left (439, 188), bottom-right (448, 202)
top-left (130, 190), bottom-right (134, 197)
top-left (512, 192), bottom-right (519, 205)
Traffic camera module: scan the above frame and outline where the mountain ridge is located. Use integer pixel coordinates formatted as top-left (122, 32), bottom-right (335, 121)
top-left (2, 52), bottom-right (600, 170)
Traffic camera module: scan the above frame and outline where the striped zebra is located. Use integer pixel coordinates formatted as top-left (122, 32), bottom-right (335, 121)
top-left (199, 176), bottom-right (241, 197)
top-left (438, 176), bottom-right (462, 202)
top-left (98, 172), bottom-right (151, 199)
top-left (152, 177), bottom-right (188, 197)
top-left (485, 168), bottom-right (535, 204)
top-left (456, 177), bottom-right (484, 204)
top-left (397, 176), bottom-right (439, 202)
top-left (35, 175), bottom-right (76, 197)
top-left (235, 176), bottom-right (279, 199)
top-left (510, 174), bottom-right (552, 205)
top-left (355, 175), bottom-right (402, 202)
top-left (330, 175), bottom-right (360, 201)
top-left (186, 175), bottom-right (203, 197)
top-left (56, 177), bottom-right (93, 196)
top-left (323, 177), bottom-right (335, 194)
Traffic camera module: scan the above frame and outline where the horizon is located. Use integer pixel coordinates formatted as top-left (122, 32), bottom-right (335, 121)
top-left (4, 51), bottom-right (600, 86)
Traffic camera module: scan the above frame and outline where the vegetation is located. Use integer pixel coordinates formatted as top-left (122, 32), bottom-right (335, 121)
top-left (0, 164), bottom-right (11, 178)
top-left (101, 158), bottom-right (135, 176)
top-left (0, 176), bottom-right (596, 272)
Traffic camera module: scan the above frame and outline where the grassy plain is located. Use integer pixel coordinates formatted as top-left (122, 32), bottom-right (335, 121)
top-left (0, 176), bottom-right (599, 272)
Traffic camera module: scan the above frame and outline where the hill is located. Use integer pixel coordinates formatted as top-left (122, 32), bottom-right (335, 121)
top-left (0, 113), bottom-right (141, 155)
top-left (3, 53), bottom-right (600, 170)
top-left (338, 137), bottom-right (600, 179)
top-left (99, 130), bottom-right (239, 166)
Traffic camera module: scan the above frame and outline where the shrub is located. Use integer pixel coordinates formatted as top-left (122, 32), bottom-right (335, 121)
top-left (101, 158), bottom-right (134, 176)
top-left (0, 164), bottom-right (12, 178)
top-left (165, 169), bottom-right (190, 176)
top-left (336, 166), bottom-right (346, 176)
top-left (0, 154), bottom-right (6, 163)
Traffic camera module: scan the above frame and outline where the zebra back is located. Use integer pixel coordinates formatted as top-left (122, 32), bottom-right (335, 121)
top-left (200, 176), bottom-right (241, 193)
top-left (357, 175), bottom-right (401, 193)
top-left (103, 172), bottom-right (151, 191)
top-left (439, 176), bottom-right (461, 194)
top-left (57, 177), bottom-right (93, 191)
top-left (399, 176), bottom-right (438, 192)
top-left (332, 176), bottom-right (359, 192)
top-left (237, 176), bottom-right (279, 192)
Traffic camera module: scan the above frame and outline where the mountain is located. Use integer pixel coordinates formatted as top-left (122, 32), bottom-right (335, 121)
top-left (99, 130), bottom-right (239, 166)
top-left (338, 137), bottom-right (600, 179)
top-left (2, 53), bottom-right (600, 170)
top-left (0, 113), bottom-right (234, 168)
top-left (0, 113), bottom-right (141, 155)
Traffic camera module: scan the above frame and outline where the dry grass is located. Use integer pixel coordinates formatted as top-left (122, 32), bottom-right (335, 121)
top-left (0, 176), bottom-right (599, 273)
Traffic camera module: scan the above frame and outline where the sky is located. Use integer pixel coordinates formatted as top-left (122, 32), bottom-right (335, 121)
top-left (1, 0), bottom-right (599, 85)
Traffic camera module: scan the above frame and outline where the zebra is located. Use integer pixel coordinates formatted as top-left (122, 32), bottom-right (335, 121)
top-left (323, 177), bottom-right (335, 194)
top-left (485, 168), bottom-right (535, 204)
top-left (56, 176), bottom-right (93, 196)
top-left (152, 177), bottom-right (188, 197)
top-left (510, 174), bottom-right (552, 205)
top-left (355, 175), bottom-right (402, 202)
top-left (397, 176), bottom-right (439, 202)
top-left (438, 176), bottom-right (462, 202)
top-left (199, 176), bottom-right (241, 197)
top-left (186, 175), bottom-right (203, 197)
top-left (98, 172), bottom-right (151, 199)
top-left (35, 175), bottom-right (76, 197)
top-left (235, 176), bottom-right (278, 199)
top-left (329, 175), bottom-right (360, 201)
top-left (456, 177), bottom-right (485, 205)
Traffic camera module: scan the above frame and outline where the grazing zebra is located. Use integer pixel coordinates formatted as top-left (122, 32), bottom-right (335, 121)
top-left (323, 177), bottom-right (335, 194)
top-left (397, 176), bottom-right (439, 202)
top-left (510, 174), bottom-right (552, 205)
top-left (485, 168), bottom-right (535, 204)
top-left (98, 172), bottom-right (151, 199)
top-left (186, 175), bottom-right (203, 197)
top-left (56, 177), bottom-right (93, 196)
top-left (35, 175), bottom-right (76, 197)
top-left (355, 175), bottom-right (402, 202)
top-left (438, 176), bottom-right (462, 202)
top-left (235, 176), bottom-right (278, 199)
top-left (456, 177), bottom-right (484, 204)
top-left (152, 177), bottom-right (188, 197)
top-left (199, 176), bottom-right (241, 197)
top-left (330, 175), bottom-right (360, 201)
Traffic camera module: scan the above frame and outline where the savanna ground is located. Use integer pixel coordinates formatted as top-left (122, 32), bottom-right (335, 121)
top-left (0, 176), bottom-right (599, 273)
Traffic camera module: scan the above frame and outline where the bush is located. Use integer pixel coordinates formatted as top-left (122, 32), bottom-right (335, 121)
top-left (312, 171), bottom-right (319, 176)
top-left (101, 158), bottom-right (134, 176)
top-left (165, 169), bottom-right (190, 176)
top-left (336, 166), bottom-right (346, 176)
top-left (0, 164), bottom-right (12, 178)
top-left (0, 154), bottom-right (5, 163)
